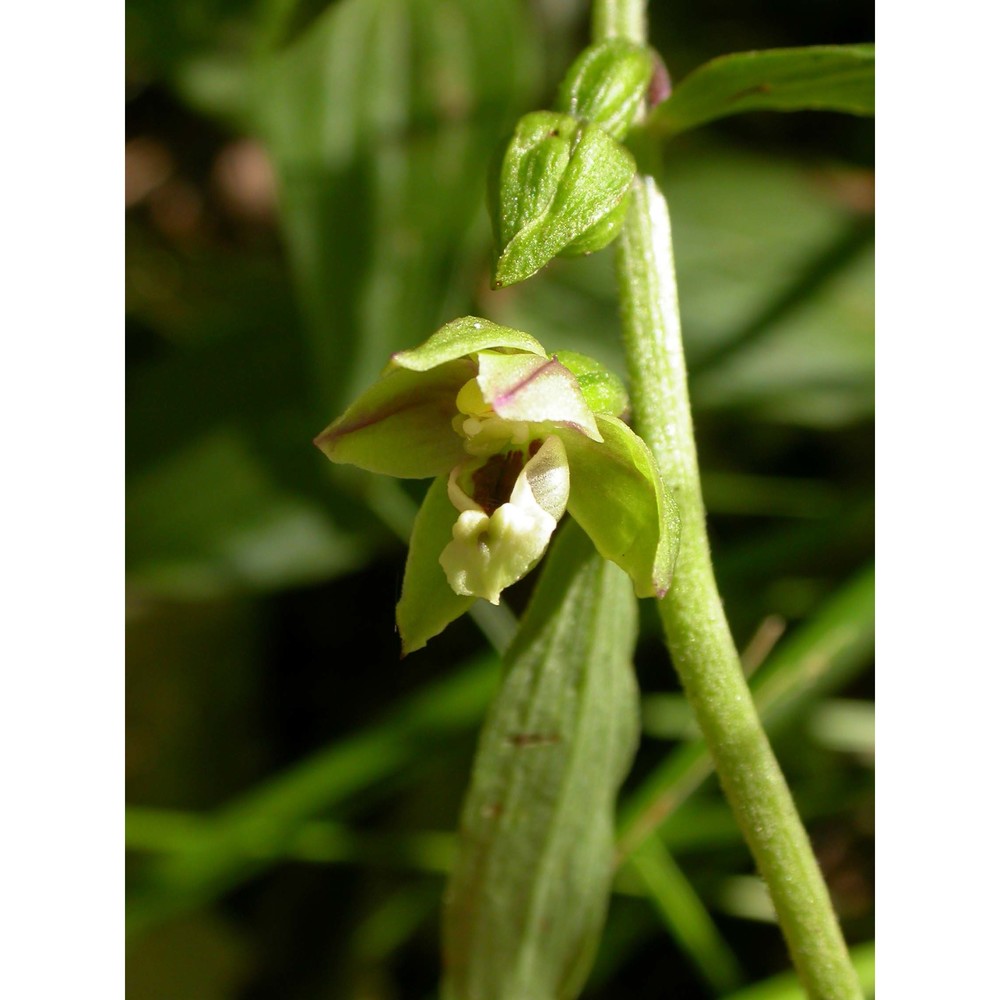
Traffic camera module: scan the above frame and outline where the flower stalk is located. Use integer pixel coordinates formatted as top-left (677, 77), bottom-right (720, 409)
top-left (616, 175), bottom-right (862, 1000)
top-left (599, 2), bottom-right (864, 994)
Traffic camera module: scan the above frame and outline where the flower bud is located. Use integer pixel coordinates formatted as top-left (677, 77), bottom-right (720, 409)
top-left (555, 40), bottom-right (654, 141)
top-left (490, 111), bottom-right (636, 288)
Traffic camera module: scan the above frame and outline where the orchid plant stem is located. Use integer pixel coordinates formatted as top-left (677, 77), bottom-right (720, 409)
top-left (616, 178), bottom-right (861, 1000)
top-left (593, 3), bottom-right (863, 998)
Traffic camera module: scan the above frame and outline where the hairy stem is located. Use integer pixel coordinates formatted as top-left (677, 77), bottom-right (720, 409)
top-left (593, 4), bottom-right (863, 996)
top-left (615, 173), bottom-right (862, 1000)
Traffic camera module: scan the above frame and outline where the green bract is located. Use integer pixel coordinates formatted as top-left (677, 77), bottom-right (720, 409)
top-left (555, 39), bottom-right (655, 141)
top-left (489, 112), bottom-right (636, 288)
top-left (315, 316), bottom-right (680, 653)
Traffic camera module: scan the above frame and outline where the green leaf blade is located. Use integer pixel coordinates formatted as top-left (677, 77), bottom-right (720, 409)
top-left (648, 45), bottom-right (875, 138)
top-left (443, 521), bottom-right (640, 999)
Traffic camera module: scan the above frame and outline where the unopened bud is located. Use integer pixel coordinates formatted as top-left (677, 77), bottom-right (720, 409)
top-left (490, 111), bottom-right (635, 288)
top-left (555, 40), bottom-right (654, 140)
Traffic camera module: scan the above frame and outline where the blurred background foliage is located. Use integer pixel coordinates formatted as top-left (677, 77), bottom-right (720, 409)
top-left (126, 0), bottom-right (874, 996)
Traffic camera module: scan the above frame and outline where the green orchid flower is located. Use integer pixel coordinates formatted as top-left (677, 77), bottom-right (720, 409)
top-left (314, 316), bottom-right (680, 654)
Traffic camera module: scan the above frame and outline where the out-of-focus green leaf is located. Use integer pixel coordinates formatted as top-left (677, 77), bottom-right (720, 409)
top-left (125, 249), bottom-right (384, 597)
top-left (808, 699), bottom-right (875, 758)
top-left (628, 838), bottom-right (743, 994)
top-left (642, 694), bottom-right (875, 756)
top-left (127, 652), bottom-right (500, 940)
top-left (694, 245), bottom-right (874, 426)
top-left (443, 522), bottom-right (640, 1000)
top-left (127, 806), bottom-right (459, 873)
top-left (127, 428), bottom-right (370, 596)
top-left (255, 0), bottom-right (540, 410)
top-left (126, 0), bottom-right (260, 92)
top-left (700, 472), bottom-right (841, 519)
top-left (128, 769), bottom-right (862, 883)
top-left (352, 883), bottom-right (441, 965)
top-left (617, 565), bottom-right (874, 860)
top-left (647, 45), bottom-right (875, 138)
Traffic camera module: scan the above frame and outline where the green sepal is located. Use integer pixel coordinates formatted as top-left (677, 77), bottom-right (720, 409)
top-left (561, 414), bottom-right (680, 598)
top-left (314, 362), bottom-right (472, 479)
top-left (397, 475), bottom-right (476, 655)
top-left (388, 316), bottom-right (546, 373)
top-left (476, 352), bottom-right (602, 441)
top-left (491, 113), bottom-right (636, 288)
top-left (555, 39), bottom-right (655, 141)
top-left (554, 351), bottom-right (629, 417)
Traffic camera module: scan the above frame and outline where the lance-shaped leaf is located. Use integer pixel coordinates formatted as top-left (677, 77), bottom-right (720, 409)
top-left (313, 361), bottom-right (472, 478)
top-left (491, 112), bottom-right (636, 288)
top-left (555, 39), bottom-right (654, 141)
top-left (442, 520), bottom-right (640, 1000)
top-left (562, 414), bottom-right (680, 598)
top-left (647, 44), bottom-right (875, 138)
top-left (397, 475), bottom-right (476, 655)
top-left (389, 316), bottom-right (546, 373)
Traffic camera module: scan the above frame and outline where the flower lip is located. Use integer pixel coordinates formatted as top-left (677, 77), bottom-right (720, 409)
top-left (439, 435), bottom-right (570, 605)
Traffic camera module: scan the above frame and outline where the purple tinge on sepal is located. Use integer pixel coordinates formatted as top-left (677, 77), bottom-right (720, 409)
top-left (478, 353), bottom-right (602, 442)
